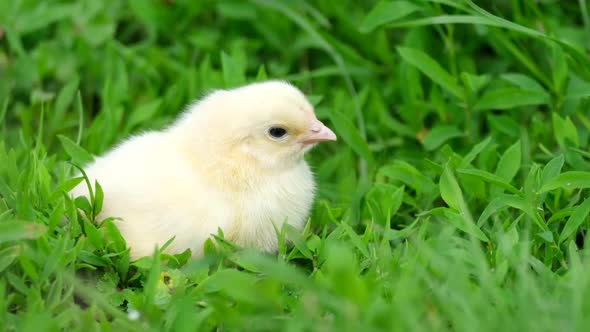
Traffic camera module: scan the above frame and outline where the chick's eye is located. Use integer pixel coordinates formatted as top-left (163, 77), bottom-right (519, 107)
top-left (268, 126), bottom-right (288, 139)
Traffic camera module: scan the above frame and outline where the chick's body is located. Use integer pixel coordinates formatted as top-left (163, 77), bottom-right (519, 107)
top-left (70, 81), bottom-right (335, 259)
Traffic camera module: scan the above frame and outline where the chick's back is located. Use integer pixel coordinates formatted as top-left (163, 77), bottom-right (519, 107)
top-left (70, 131), bottom-right (234, 258)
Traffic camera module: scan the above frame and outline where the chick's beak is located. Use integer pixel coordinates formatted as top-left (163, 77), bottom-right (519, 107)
top-left (302, 118), bottom-right (337, 145)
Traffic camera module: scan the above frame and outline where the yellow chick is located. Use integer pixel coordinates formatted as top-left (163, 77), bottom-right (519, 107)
top-left (70, 80), bottom-right (337, 259)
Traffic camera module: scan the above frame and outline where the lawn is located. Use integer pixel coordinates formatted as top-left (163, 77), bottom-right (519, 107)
top-left (2, 0), bottom-right (590, 331)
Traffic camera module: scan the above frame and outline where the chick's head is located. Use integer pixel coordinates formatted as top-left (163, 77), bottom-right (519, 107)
top-left (183, 80), bottom-right (337, 171)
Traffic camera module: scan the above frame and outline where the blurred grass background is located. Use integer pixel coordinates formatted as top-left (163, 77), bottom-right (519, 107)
top-left (2, 0), bottom-right (590, 331)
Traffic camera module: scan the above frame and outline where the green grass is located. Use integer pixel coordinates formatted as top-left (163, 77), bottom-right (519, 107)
top-left (2, 0), bottom-right (590, 330)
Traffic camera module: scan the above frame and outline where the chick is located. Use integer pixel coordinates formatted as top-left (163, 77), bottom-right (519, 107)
top-left (70, 80), bottom-right (337, 259)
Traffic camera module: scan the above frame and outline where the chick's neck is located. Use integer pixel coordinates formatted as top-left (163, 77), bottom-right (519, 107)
top-left (178, 136), bottom-right (302, 192)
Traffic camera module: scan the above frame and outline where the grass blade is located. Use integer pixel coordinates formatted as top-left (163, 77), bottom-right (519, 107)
top-left (397, 46), bottom-right (464, 99)
top-left (559, 197), bottom-right (590, 243)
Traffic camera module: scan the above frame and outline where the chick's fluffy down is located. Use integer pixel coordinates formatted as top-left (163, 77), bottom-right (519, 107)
top-left (70, 80), bottom-right (336, 259)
